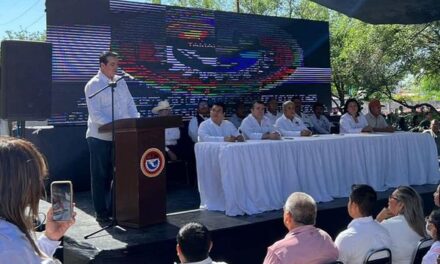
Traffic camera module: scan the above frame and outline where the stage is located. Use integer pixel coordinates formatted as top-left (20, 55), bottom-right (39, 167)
top-left (40, 183), bottom-right (439, 264)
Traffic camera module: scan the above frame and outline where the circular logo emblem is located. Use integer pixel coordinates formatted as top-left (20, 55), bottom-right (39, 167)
top-left (140, 148), bottom-right (165, 178)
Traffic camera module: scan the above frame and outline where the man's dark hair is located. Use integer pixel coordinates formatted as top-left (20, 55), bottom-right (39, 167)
top-left (312, 102), bottom-right (324, 111)
top-left (176, 222), bottom-right (211, 262)
top-left (212, 102), bottom-right (225, 113)
top-left (252, 100), bottom-right (265, 109)
top-left (99, 51), bottom-right (118, 65)
top-left (350, 184), bottom-right (377, 216)
top-left (343, 98), bottom-right (362, 116)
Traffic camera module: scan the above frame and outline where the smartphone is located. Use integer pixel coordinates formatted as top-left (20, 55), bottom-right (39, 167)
top-left (50, 181), bottom-right (73, 221)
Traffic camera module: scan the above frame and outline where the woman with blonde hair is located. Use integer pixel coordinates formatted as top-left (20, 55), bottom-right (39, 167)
top-left (376, 185), bottom-right (426, 264)
top-left (0, 136), bottom-right (75, 263)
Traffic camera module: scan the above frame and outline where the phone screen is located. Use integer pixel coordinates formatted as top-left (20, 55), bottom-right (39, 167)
top-left (51, 181), bottom-right (73, 221)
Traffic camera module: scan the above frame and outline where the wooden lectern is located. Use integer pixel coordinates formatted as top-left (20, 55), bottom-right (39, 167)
top-left (99, 116), bottom-right (182, 228)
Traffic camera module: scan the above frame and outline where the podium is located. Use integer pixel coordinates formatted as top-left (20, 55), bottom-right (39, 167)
top-left (99, 116), bottom-right (182, 228)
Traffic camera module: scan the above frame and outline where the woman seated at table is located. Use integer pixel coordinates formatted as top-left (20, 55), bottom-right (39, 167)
top-left (423, 209), bottom-right (440, 263)
top-left (376, 186), bottom-right (426, 264)
top-left (339, 98), bottom-right (373, 133)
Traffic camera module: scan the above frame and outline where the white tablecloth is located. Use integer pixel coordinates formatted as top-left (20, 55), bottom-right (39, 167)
top-left (195, 132), bottom-right (440, 216)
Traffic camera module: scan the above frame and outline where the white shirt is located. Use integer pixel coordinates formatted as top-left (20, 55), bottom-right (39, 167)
top-left (174, 256), bottom-right (227, 264)
top-left (198, 118), bottom-right (240, 142)
top-left (85, 70), bottom-right (140, 141)
top-left (339, 113), bottom-right (369, 134)
top-left (381, 214), bottom-right (423, 264)
top-left (165, 127), bottom-right (180, 146)
top-left (188, 115), bottom-right (208, 143)
top-left (365, 113), bottom-right (389, 129)
top-left (335, 216), bottom-right (392, 264)
top-left (239, 114), bottom-right (276, 140)
top-left (422, 241), bottom-right (440, 264)
top-left (309, 114), bottom-right (331, 134)
top-left (296, 113), bottom-right (313, 128)
top-left (0, 220), bottom-right (60, 264)
top-left (265, 111), bottom-right (282, 126)
top-left (228, 114), bottom-right (243, 129)
top-left (275, 114), bottom-right (309, 137)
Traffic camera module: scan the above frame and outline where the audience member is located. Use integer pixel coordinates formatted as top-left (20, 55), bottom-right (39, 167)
top-left (152, 100), bottom-right (180, 161)
top-left (188, 100), bottom-right (210, 143)
top-left (365, 99), bottom-right (395, 132)
top-left (423, 209), bottom-right (440, 264)
top-left (263, 192), bottom-right (338, 264)
top-left (198, 102), bottom-right (244, 142)
top-left (309, 102), bottom-right (332, 134)
top-left (339, 98), bottom-right (373, 134)
top-left (228, 101), bottom-right (247, 129)
top-left (434, 184), bottom-right (440, 208)
top-left (335, 184), bottom-right (391, 264)
top-left (265, 98), bottom-right (282, 125)
top-left (419, 112), bottom-right (434, 131)
top-left (423, 119), bottom-right (440, 157)
top-left (175, 222), bottom-right (227, 264)
top-left (275, 101), bottom-right (312, 137)
top-left (0, 136), bottom-right (76, 263)
top-left (376, 186), bottom-right (426, 264)
top-left (240, 101), bottom-right (280, 140)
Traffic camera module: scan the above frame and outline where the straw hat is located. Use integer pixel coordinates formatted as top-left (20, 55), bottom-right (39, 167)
top-left (152, 100), bottom-right (172, 114)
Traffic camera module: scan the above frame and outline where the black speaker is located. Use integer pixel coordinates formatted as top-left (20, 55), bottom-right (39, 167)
top-left (0, 40), bottom-right (52, 120)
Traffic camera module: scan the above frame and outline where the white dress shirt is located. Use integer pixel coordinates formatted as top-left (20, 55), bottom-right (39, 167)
top-left (228, 114), bottom-right (243, 129)
top-left (365, 113), bottom-right (389, 129)
top-left (0, 219), bottom-right (60, 263)
top-left (239, 114), bottom-right (276, 140)
top-left (198, 118), bottom-right (240, 142)
top-left (264, 111), bottom-right (282, 125)
top-left (188, 115), bottom-right (208, 143)
top-left (165, 127), bottom-right (180, 146)
top-left (85, 70), bottom-right (140, 141)
top-left (310, 114), bottom-right (332, 134)
top-left (381, 214), bottom-right (423, 264)
top-left (275, 114), bottom-right (309, 137)
top-left (339, 113), bottom-right (369, 134)
top-left (422, 241), bottom-right (440, 264)
top-left (335, 216), bottom-right (392, 264)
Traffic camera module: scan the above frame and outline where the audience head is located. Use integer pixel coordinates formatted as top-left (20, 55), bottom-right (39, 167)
top-left (99, 51), bottom-right (119, 79)
top-left (0, 136), bottom-right (47, 256)
top-left (431, 119), bottom-right (439, 133)
top-left (434, 184), bottom-right (440, 207)
top-left (282, 101), bottom-right (296, 120)
top-left (343, 98), bottom-right (361, 117)
top-left (152, 100), bottom-right (173, 116)
top-left (368, 99), bottom-right (383, 117)
top-left (176, 222), bottom-right (212, 263)
top-left (210, 102), bottom-right (225, 125)
top-left (349, 184), bottom-right (377, 218)
top-left (389, 186), bottom-right (425, 237)
top-left (267, 98), bottom-right (278, 115)
top-left (426, 209), bottom-right (440, 241)
top-left (312, 102), bottom-right (325, 117)
top-left (283, 192), bottom-right (317, 230)
top-left (197, 100), bottom-right (210, 116)
top-left (251, 100), bottom-right (266, 121)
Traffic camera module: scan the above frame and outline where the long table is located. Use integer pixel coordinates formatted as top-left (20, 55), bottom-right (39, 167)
top-left (195, 132), bottom-right (440, 216)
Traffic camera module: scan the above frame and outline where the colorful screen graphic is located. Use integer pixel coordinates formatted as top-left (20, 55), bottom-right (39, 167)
top-left (46, 0), bottom-right (331, 125)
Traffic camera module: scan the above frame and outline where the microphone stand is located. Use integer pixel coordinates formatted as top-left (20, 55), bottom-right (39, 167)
top-left (84, 74), bottom-right (126, 239)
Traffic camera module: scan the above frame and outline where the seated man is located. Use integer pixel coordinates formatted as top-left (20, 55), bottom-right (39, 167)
top-left (263, 192), bottom-right (338, 264)
top-left (176, 222), bottom-right (227, 264)
top-left (423, 119), bottom-right (440, 157)
top-left (291, 96), bottom-right (312, 129)
top-left (309, 102), bottom-right (332, 134)
top-left (335, 184), bottom-right (391, 264)
top-left (198, 102), bottom-right (244, 142)
top-left (240, 100), bottom-right (280, 140)
top-left (265, 98), bottom-right (282, 125)
top-left (228, 101), bottom-right (247, 129)
top-left (275, 101), bottom-right (312, 137)
top-left (188, 100), bottom-right (210, 143)
top-left (365, 99), bottom-right (394, 132)
top-left (152, 100), bottom-right (180, 160)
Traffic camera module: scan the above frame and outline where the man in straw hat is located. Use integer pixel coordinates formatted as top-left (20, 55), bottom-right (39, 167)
top-left (365, 99), bottom-right (394, 132)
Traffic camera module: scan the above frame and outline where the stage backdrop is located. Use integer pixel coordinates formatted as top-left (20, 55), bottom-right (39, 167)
top-left (46, 0), bottom-right (331, 125)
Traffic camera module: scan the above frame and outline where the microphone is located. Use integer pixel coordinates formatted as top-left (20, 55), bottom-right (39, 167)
top-left (121, 70), bottom-right (135, 80)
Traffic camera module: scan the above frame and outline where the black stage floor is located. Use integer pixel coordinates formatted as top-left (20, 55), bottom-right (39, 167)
top-left (42, 183), bottom-right (438, 264)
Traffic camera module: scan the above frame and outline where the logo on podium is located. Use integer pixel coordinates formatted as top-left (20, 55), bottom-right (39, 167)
top-left (140, 148), bottom-right (165, 177)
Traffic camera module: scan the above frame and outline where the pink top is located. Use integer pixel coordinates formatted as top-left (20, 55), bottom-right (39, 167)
top-left (263, 225), bottom-right (338, 264)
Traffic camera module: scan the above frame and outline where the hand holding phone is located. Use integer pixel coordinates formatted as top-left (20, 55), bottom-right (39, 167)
top-left (51, 181), bottom-right (73, 221)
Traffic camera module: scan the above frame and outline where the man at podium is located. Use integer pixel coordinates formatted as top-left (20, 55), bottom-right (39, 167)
top-left (84, 51), bottom-right (140, 223)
